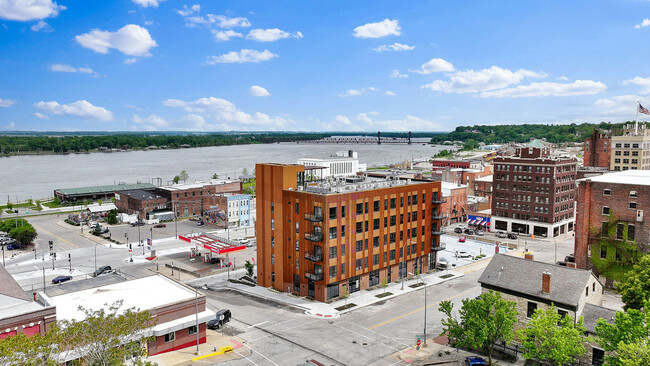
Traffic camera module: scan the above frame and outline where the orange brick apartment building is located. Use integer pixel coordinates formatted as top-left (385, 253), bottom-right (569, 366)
top-left (256, 163), bottom-right (445, 302)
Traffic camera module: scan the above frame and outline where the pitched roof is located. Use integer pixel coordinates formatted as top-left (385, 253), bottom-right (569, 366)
top-left (0, 264), bottom-right (31, 308)
top-left (527, 139), bottom-right (547, 148)
top-left (478, 254), bottom-right (594, 308)
top-left (56, 183), bottom-right (155, 196)
top-left (582, 303), bottom-right (617, 334)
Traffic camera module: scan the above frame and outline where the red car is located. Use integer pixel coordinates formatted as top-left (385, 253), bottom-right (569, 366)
top-left (154, 224), bottom-right (166, 228)
top-left (458, 236), bottom-right (466, 242)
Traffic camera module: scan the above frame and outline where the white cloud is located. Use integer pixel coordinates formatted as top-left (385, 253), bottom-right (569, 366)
top-left (327, 113), bottom-right (443, 131)
top-left (390, 69), bottom-right (408, 78)
top-left (411, 58), bottom-right (455, 74)
top-left (353, 19), bottom-right (401, 39)
top-left (624, 76), bottom-right (650, 94)
top-left (558, 76), bottom-right (569, 81)
top-left (34, 100), bottom-right (114, 121)
top-left (1, 122), bottom-right (15, 129)
top-left (33, 112), bottom-right (48, 119)
top-left (163, 96), bottom-right (289, 129)
top-left (422, 66), bottom-right (545, 93)
top-left (31, 20), bottom-right (51, 31)
top-left (50, 63), bottom-right (94, 74)
top-left (249, 85), bottom-right (270, 97)
top-left (595, 95), bottom-right (644, 116)
top-left (132, 114), bottom-right (168, 130)
top-left (385, 91), bottom-right (396, 96)
top-left (213, 15), bottom-right (251, 28)
top-left (246, 28), bottom-right (303, 42)
top-left (372, 42), bottom-right (415, 52)
top-left (0, 98), bottom-right (16, 107)
top-left (0, 0), bottom-right (65, 21)
top-left (636, 19), bottom-right (650, 29)
top-left (132, 0), bottom-right (163, 8)
top-left (205, 49), bottom-right (277, 64)
top-left (335, 115), bottom-right (351, 125)
top-left (75, 24), bottom-right (157, 57)
top-left (481, 80), bottom-right (607, 98)
top-left (356, 113), bottom-right (372, 123)
top-left (124, 58), bottom-right (138, 65)
top-left (212, 30), bottom-right (242, 41)
top-left (176, 4), bottom-right (200, 17)
top-left (338, 89), bottom-right (362, 97)
top-left (178, 7), bottom-right (251, 29)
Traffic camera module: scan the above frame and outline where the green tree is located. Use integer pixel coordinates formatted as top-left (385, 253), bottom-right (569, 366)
top-left (439, 290), bottom-right (518, 365)
top-left (595, 299), bottom-right (650, 366)
top-left (242, 168), bottom-right (249, 176)
top-left (6, 202), bottom-right (12, 211)
top-left (617, 340), bottom-right (650, 366)
top-left (173, 175), bottom-right (180, 184)
top-left (106, 209), bottom-right (118, 225)
top-left (27, 198), bottom-right (33, 206)
top-left (179, 170), bottom-right (189, 183)
top-left (244, 260), bottom-right (254, 277)
top-left (517, 305), bottom-right (588, 365)
top-left (212, 173), bottom-right (219, 179)
top-left (9, 225), bottom-right (37, 246)
top-left (97, 199), bottom-right (102, 206)
top-left (462, 138), bottom-right (479, 151)
top-left (380, 278), bottom-right (388, 294)
top-left (618, 255), bottom-right (650, 310)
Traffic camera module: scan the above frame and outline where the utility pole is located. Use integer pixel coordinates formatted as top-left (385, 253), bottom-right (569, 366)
top-left (195, 288), bottom-right (200, 355)
top-left (68, 253), bottom-right (71, 272)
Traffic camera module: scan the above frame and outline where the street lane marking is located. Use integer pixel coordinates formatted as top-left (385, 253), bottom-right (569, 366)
top-left (32, 223), bottom-right (80, 249)
top-left (247, 321), bottom-right (269, 328)
top-left (369, 287), bottom-right (477, 330)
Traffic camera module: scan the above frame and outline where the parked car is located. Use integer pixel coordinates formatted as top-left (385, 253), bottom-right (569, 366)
top-left (465, 356), bottom-right (487, 366)
top-left (436, 258), bottom-right (449, 270)
top-left (6, 243), bottom-right (22, 250)
top-left (453, 227), bottom-right (463, 234)
top-left (475, 229), bottom-right (485, 236)
top-left (207, 309), bottom-right (232, 330)
top-left (239, 238), bottom-right (250, 245)
top-left (457, 251), bottom-right (472, 258)
top-left (154, 224), bottom-right (166, 228)
top-left (565, 254), bottom-right (575, 263)
top-left (92, 265), bottom-right (112, 277)
top-left (495, 230), bottom-right (507, 238)
top-left (245, 241), bottom-right (255, 248)
top-left (507, 232), bottom-right (518, 239)
top-left (52, 275), bottom-right (72, 284)
top-left (130, 221), bottom-right (144, 227)
top-left (458, 236), bottom-right (466, 243)
top-left (464, 228), bottom-right (475, 235)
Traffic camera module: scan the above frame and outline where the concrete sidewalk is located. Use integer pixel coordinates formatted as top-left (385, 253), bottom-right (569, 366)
top-left (185, 263), bottom-right (475, 318)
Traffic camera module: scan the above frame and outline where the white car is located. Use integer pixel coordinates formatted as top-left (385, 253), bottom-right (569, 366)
top-left (457, 251), bottom-right (472, 258)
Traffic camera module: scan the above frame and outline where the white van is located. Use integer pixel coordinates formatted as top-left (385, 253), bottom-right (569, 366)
top-left (437, 258), bottom-right (449, 270)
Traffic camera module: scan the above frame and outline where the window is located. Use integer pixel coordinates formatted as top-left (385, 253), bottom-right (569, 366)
top-left (617, 223), bottom-right (624, 240)
top-left (295, 240), bottom-right (299, 251)
top-left (271, 254), bottom-right (275, 265)
top-left (271, 219), bottom-right (275, 230)
top-left (341, 264), bottom-right (345, 275)
top-left (365, 202), bottom-right (369, 213)
top-left (373, 236), bottom-right (379, 247)
top-left (329, 246), bottom-right (337, 259)
top-left (390, 249), bottom-right (396, 260)
top-left (630, 191), bottom-right (638, 198)
top-left (364, 257), bottom-right (368, 268)
top-left (629, 224), bottom-right (636, 240)
top-left (603, 189), bottom-right (611, 196)
top-left (341, 243), bottom-right (345, 255)
top-left (390, 198), bottom-right (396, 208)
top-left (189, 325), bottom-right (197, 335)
top-left (602, 206), bottom-right (610, 215)
top-left (527, 302), bottom-right (537, 318)
top-left (295, 203), bottom-right (299, 214)
top-left (329, 207), bottom-right (337, 219)
top-left (164, 332), bottom-right (176, 343)
top-left (356, 259), bottom-right (362, 271)
top-left (329, 265), bottom-right (337, 278)
top-left (630, 202), bottom-right (637, 209)
top-left (374, 200), bottom-right (380, 212)
top-left (356, 222), bottom-right (363, 233)
top-left (356, 203), bottom-right (363, 215)
top-left (356, 240), bottom-right (363, 252)
top-left (373, 218), bottom-right (380, 230)
top-left (390, 232), bottom-right (396, 243)
top-left (373, 254), bottom-right (379, 265)
top-left (341, 206), bottom-right (346, 218)
top-left (600, 247), bottom-right (607, 259)
top-left (271, 202), bottom-right (274, 213)
top-left (390, 215), bottom-right (396, 226)
top-left (272, 272), bottom-right (275, 282)
top-left (341, 225), bottom-right (346, 237)
top-left (586, 286), bottom-right (589, 296)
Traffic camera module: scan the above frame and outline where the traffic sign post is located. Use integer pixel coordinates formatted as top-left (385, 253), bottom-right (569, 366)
top-left (416, 335), bottom-right (421, 350)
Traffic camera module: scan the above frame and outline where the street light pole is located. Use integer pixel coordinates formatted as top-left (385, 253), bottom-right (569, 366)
top-left (94, 243), bottom-right (99, 272)
top-left (195, 288), bottom-right (200, 355)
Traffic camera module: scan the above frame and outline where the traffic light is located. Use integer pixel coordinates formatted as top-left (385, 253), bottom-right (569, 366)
top-left (48, 240), bottom-right (53, 250)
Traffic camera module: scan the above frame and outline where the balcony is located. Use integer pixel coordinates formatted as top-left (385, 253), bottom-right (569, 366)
top-left (305, 271), bottom-right (323, 281)
top-left (305, 232), bottom-right (323, 242)
top-left (304, 213), bottom-right (323, 222)
top-left (431, 243), bottom-right (446, 251)
top-left (431, 211), bottom-right (446, 220)
top-left (305, 251), bottom-right (323, 262)
top-left (431, 229), bottom-right (446, 236)
top-left (431, 196), bottom-right (447, 204)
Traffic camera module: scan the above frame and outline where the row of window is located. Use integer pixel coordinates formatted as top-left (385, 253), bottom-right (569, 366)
top-left (602, 189), bottom-right (637, 197)
top-left (614, 150), bottom-right (639, 156)
top-left (602, 203), bottom-right (637, 214)
top-left (614, 143), bottom-right (640, 148)
top-left (328, 244), bottom-right (424, 278)
top-left (614, 158), bottom-right (639, 165)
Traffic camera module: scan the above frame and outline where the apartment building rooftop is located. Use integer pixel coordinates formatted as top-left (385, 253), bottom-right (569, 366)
top-left (159, 179), bottom-right (238, 191)
top-left (578, 169), bottom-right (650, 186)
top-left (300, 175), bottom-right (427, 195)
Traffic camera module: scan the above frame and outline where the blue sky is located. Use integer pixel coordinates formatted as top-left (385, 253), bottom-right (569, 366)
top-left (1, 0), bottom-right (650, 132)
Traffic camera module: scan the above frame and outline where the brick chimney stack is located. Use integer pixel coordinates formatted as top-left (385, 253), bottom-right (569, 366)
top-left (542, 271), bottom-right (551, 294)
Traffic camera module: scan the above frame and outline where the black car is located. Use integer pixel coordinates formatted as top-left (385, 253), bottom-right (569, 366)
top-left (453, 227), bottom-right (463, 234)
top-left (464, 228), bottom-right (475, 235)
top-left (92, 265), bottom-right (112, 277)
top-left (565, 254), bottom-right (575, 263)
top-left (6, 243), bottom-right (22, 250)
top-left (207, 309), bottom-right (232, 330)
top-left (52, 275), bottom-right (72, 284)
top-left (507, 232), bottom-right (518, 239)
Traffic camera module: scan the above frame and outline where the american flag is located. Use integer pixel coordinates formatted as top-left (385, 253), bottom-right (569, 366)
top-left (640, 103), bottom-right (650, 115)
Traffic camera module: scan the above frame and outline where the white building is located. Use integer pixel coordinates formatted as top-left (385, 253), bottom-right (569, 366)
top-left (297, 150), bottom-right (367, 178)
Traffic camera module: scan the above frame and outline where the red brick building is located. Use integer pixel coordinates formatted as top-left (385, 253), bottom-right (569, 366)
top-left (492, 146), bottom-right (577, 237)
top-left (583, 129), bottom-right (611, 168)
top-left (256, 163), bottom-right (445, 302)
top-left (574, 171), bottom-right (649, 275)
top-left (114, 189), bottom-right (170, 220)
top-left (157, 180), bottom-right (242, 218)
top-left (441, 182), bottom-right (468, 224)
top-left (431, 159), bottom-right (471, 169)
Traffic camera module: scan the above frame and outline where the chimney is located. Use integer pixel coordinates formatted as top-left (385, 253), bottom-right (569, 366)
top-left (33, 292), bottom-right (37, 301)
top-left (542, 271), bottom-right (551, 294)
top-left (566, 262), bottom-right (577, 268)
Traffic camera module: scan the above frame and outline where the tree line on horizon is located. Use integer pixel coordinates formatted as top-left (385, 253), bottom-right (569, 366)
top-left (429, 122), bottom-right (627, 145)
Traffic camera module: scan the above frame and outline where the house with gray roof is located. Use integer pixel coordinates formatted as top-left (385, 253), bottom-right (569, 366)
top-left (479, 254), bottom-right (615, 365)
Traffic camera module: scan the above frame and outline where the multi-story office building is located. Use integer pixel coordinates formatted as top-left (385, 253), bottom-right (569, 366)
top-left (255, 163), bottom-right (445, 302)
top-left (574, 170), bottom-right (649, 275)
top-left (583, 129), bottom-right (611, 168)
top-left (609, 125), bottom-right (650, 171)
top-left (491, 146), bottom-right (577, 238)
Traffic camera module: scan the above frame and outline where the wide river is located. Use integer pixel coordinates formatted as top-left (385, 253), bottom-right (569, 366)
top-left (1, 142), bottom-right (442, 204)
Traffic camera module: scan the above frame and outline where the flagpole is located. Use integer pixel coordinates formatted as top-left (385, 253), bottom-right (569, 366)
top-left (634, 100), bottom-right (641, 135)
